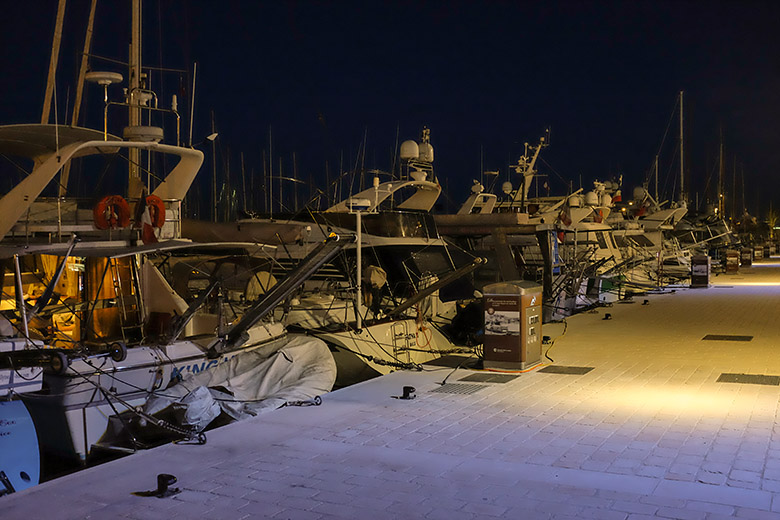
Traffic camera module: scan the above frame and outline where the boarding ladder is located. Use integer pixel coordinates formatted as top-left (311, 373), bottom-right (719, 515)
top-left (109, 258), bottom-right (143, 341)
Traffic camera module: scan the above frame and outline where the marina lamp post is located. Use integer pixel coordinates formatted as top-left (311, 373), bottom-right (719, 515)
top-left (348, 198), bottom-right (371, 330)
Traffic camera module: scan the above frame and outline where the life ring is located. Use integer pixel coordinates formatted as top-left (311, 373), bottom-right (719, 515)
top-left (145, 195), bottom-right (166, 228)
top-left (94, 195), bottom-right (131, 229)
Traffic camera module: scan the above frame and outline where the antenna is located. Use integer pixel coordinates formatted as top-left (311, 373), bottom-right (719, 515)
top-left (188, 62), bottom-right (197, 147)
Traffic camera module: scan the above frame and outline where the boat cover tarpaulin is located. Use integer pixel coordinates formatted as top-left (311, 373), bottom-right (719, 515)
top-left (143, 334), bottom-right (336, 431)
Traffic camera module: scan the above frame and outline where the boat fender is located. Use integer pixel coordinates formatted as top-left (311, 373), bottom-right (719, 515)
top-left (94, 195), bottom-right (131, 229)
top-left (109, 341), bottom-right (128, 362)
top-left (145, 195), bottom-right (166, 228)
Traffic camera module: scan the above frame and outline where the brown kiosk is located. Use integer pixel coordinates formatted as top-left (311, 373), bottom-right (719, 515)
top-left (483, 281), bottom-right (542, 370)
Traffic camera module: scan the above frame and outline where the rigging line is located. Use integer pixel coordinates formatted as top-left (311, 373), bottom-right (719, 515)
top-left (66, 357), bottom-right (205, 441)
top-left (644, 95), bottom-right (681, 187)
top-left (4, 301), bottom-right (193, 401)
top-left (317, 328), bottom-right (422, 371)
top-left (537, 157), bottom-right (572, 189)
top-left (0, 153), bottom-right (33, 179)
top-left (9, 262), bottom-right (114, 349)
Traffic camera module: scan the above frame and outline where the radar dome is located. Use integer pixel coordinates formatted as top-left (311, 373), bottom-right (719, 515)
top-left (584, 191), bottom-right (598, 206)
top-left (400, 140), bottom-right (419, 160)
top-left (501, 181), bottom-right (513, 194)
top-left (418, 142), bottom-right (434, 162)
top-left (633, 186), bottom-right (646, 200)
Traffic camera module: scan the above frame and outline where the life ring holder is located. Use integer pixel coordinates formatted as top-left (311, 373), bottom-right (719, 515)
top-left (94, 195), bottom-right (131, 230)
top-left (145, 195), bottom-right (166, 228)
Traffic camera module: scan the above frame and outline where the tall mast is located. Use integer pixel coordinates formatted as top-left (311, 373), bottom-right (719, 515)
top-left (718, 131), bottom-right (724, 217)
top-left (654, 154), bottom-right (659, 202)
top-left (679, 90), bottom-right (685, 204)
top-left (59, 0), bottom-right (97, 197)
top-left (41, 0), bottom-right (67, 125)
top-left (128, 0), bottom-right (143, 198)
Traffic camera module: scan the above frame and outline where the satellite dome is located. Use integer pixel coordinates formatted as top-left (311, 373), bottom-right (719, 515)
top-left (584, 191), bottom-right (598, 206)
top-left (501, 181), bottom-right (513, 194)
top-left (418, 142), bottom-right (434, 162)
top-left (86, 71), bottom-right (123, 86)
top-left (400, 140), bottom-right (419, 160)
top-left (633, 186), bottom-right (646, 200)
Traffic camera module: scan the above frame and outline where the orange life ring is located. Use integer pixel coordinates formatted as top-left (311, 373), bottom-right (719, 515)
top-left (145, 195), bottom-right (166, 228)
top-left (94, 195), bottom-right (131, 229)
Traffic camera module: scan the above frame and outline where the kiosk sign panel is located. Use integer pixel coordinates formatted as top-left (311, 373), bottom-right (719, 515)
top-left (483, 281), bottom-right (542, 369)
top-left (484, 294), bottom-right (521, 362)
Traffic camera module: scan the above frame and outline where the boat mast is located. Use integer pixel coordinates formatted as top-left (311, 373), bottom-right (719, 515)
top-left (655, 154), bottom-right (659, 202)
top-left (128, 0), bottom-right (143, 198)
top-left (718, 130), bottom-right (725, 217)
top-left (679, 90), bottom-right (685, 204)
top-left (59, 0), bottom-right (98, 197)
top-left (41, 0), bottom-right (67, 125)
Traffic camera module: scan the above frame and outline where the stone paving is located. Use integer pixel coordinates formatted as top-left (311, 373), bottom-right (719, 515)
top-left (6, 260), bottom-right (780, 518)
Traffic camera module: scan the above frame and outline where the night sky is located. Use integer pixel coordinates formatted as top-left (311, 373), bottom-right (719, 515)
top-left (1, 1), bottom-right (779, 217)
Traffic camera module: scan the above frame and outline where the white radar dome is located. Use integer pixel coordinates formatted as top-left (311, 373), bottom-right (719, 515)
top-left (584, 191), bottom-right (598, 206)
top-left (400, 140), bottom-right (419, 160)
top-left (418, 142), bottom-right (434, 162)
top-left (633, 186), bottom-right (646, 200)
top-left (501, 181), bottom-right (513, 194)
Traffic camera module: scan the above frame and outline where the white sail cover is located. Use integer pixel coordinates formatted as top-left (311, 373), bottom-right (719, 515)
top-left (143, 334), bottom-right (336, 431)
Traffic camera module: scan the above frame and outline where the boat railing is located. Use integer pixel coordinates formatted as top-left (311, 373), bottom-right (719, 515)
top-left (6, 195), bottom-right (184, 242)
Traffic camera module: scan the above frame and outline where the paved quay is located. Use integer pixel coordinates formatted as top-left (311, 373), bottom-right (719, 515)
top-left (6, 259), bottom-right (780, 519)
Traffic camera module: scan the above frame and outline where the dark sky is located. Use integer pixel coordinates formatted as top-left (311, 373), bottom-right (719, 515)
top-left (2, 0), bottom-right (779, 216)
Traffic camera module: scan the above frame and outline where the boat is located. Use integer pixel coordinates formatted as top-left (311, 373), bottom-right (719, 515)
top-left (183, 128), bottom-right (484, 387)
top-left (0, 1), bottom-right (337, 481)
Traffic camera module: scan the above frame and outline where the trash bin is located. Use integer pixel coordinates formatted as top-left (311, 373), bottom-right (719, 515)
top-left (483, 281), bottom-right (542, 370)
top-left (725, 250), bottom-right (739, 273)
top-left (691, 254), bottom-right (710, 288)
top-left (754, 246), bottom-right (763, 260)
top-left (741, 248), bottom-right (752, 267)
top-left (763, 244), bottom-right (770, 258)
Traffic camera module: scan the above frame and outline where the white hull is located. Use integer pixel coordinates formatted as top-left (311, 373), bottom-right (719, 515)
top-left (22, 323), bottom-right (287, 461)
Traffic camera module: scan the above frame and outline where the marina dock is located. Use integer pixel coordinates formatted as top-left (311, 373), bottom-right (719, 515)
top-left (6, 261), bottom-right (780, 519)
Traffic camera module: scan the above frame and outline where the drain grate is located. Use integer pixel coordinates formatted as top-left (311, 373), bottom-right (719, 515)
top-left (458, 373), bottom-right (519, 383)
top-left (717, 373), bottom-right (780, 386)
top-left (702, 334), bottom-right (753, 342)
top-left (539, 365), bottom-right (594, 375)
top-left (430, 384), bottom-right (485, 395)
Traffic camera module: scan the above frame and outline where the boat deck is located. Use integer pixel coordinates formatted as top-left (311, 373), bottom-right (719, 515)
top-left (6, 259), bottom-right (780, 519)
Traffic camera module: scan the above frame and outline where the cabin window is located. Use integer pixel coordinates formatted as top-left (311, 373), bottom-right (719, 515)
top-left (596, 232), bottom-right (608, 249)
